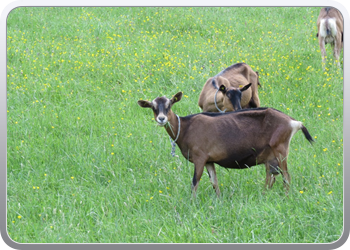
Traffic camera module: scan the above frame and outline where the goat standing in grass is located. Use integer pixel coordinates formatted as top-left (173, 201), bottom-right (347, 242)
top-left (138, 92), bottom-right (314, 197)
top-left (316, 7), bottom-right (343, 69)
top-left (198, 62), bottom-right (261, 112)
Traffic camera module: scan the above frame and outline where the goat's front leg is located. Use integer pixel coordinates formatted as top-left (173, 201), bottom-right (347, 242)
top-left (205, 163), bottom-right (220, 197)
top-left (264, 164), bottom-right (276, 190)
top-left (264, 158), bottom-right (280, 190)
top-left (191, 159), bottom-right (206, 199)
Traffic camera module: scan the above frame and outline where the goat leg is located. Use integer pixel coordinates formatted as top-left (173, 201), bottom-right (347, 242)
top-left (205, 163), bottom-right (221, 197)
top-left (191, 160), bottom-right (206, 199)
top-left (264, 162), bottom-right (278, 190)
top-left (276, 154), bottom-right (290, 195)
top-left (264, 172), bottom-right (276, 190)
top-left (319, 37), bottom-right (327, 70)
top-left (333, 39), bottom-right (341, 67)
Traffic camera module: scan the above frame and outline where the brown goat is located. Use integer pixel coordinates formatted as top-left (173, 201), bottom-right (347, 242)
top-left (198, 63), bottom-right (261, 112)
top-left (138, 92), bottom-right (314, 197)
top-left (316, 7), bottom-right (343, 68)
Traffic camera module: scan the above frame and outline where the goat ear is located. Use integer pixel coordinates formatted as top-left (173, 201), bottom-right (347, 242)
top-left (137, 100), bottom-right (152, 108)
top-left (240, 83), bottom-right (252, 92)
top-left (255, 71), bottom-right (259, 76)
top-left (219, 85), bottom-right (226, 93)
top-left (171, 92), bottom-right (182, 104)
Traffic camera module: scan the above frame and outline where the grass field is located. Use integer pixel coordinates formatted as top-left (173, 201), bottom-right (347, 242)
top-left (6, 7), bottom-right (343, 243)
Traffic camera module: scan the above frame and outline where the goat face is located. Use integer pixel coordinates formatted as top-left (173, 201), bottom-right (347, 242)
top-left (219, 83), bottom-right (252, 111)
top-left (137, 92), bottom-right (183, 126)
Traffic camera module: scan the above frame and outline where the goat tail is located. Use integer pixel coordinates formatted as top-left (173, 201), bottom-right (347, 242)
top-left (301, 125), bottom-right (314, 144)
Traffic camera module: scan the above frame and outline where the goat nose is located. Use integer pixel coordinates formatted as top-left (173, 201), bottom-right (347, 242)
top-left (159, 117), bottom-right (165, 122)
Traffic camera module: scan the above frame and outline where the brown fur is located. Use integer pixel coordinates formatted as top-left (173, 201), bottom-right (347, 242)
top-left (138, 92), bottom-right (314, 198)
top-left (198, 63), bottom-right (261, 112)
top-left (316, 7), bottom-right (343, 68)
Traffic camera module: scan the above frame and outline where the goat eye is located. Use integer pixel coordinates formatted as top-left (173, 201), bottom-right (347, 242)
top-left (152, 107), bottom-right (158, 113)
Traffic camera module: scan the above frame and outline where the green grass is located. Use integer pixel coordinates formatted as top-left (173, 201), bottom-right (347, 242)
top-left (7, 7), bottom-right (343, 243)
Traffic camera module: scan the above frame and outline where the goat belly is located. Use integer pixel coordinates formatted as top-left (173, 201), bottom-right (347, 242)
top-left (215, 154), bottom-right (260, 169)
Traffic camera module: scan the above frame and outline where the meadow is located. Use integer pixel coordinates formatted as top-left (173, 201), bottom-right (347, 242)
top-left (6, 7), bottom-right (343, 243)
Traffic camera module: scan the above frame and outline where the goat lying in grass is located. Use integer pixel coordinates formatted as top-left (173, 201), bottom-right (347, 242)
top-left (198, 62), bottom-right (261, 112)
top-left (138, 92), bottom-right (314, 197)
top-left (316, 7), bottom-right (343, 68)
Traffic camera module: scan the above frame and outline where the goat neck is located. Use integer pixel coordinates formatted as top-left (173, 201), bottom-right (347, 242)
top-left (165, 109), bottom-right (181, 142)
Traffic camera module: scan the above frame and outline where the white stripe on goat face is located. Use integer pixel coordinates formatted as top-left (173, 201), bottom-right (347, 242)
top-left (152, 98), bottom-right (170, 126)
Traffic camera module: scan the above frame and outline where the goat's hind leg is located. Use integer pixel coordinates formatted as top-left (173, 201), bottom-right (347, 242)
top-left (270, 128), bottom-right (291, 194)
top-left (319, 37), bottom-right (327, 69)
top-left (273, 149), bottom-right (290, 195)
top-left (333, 38), bottom-right (342, 68)
top-left (205, 163), bottom-right (221, 197)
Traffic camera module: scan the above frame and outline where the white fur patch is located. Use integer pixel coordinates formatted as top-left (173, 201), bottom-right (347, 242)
top-left (320, 18), bottom-right (337, 38)
top-left (289, 120), bottom-right (302, 146)
top-left (328, 18), bottom-right (337, 37)
top-left (151, 100), bottom-right (158, 109)
top-left (165, 98), bottom-right (170, 108)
